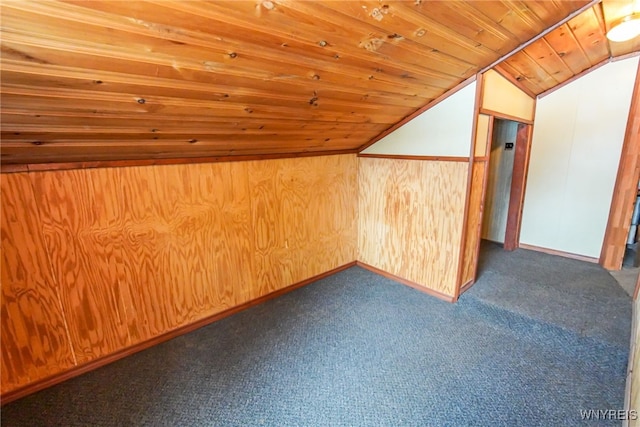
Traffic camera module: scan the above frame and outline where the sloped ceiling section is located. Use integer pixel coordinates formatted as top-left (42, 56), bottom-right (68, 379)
top-left (0, 0), bottom-right (604, 164)
top-left (498, 1), bottom-right (640, 95)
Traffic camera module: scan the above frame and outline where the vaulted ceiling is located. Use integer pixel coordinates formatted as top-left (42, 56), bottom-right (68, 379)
top-left (1, 0), bottom-right (637, 165)
top-left (499, 0), bottom-right (640, 95)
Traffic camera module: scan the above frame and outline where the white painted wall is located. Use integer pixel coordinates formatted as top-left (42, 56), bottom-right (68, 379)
top-left (520, 57), bottom-right (638, 258)
top-left (361, 81), bottom-right (476, 157)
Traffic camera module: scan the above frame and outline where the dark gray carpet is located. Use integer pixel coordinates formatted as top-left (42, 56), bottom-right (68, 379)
top-left (1, 244), bottom-right (631, 426)
top-left (471, 241), bottom-right (632, 350)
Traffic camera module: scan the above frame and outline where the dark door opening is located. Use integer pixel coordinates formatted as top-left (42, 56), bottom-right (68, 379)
top-left (481, 118), bottom-right (532, 251)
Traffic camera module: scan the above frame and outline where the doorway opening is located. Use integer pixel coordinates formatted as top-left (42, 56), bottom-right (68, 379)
top-left (480, 118), bottom-right (531, 251)
top-left (623, 180), bottom-right (640, 269)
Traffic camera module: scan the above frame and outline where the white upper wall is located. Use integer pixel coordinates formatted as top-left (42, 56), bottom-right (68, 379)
top-left (361, 81), bottom-right (476, 157)
top-left (520, 57), bottom-right (638, 258)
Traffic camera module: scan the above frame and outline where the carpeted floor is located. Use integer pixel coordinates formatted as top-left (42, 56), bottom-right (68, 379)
top-left (1, 243), bottom-right (632, 426)
top-left (610, 243), bottom-right (640, 297)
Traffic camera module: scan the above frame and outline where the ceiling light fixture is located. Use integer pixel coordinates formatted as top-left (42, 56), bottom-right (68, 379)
top-left (607, 13), bottom-right (640, 42)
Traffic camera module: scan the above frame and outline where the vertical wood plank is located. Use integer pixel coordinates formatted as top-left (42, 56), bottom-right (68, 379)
top-left (1, 173), bottom-right (76, 393)
top-left (461, 161), bottom-right (488, 285)
top-left (504, 123), bottom-right (533, 251)
top-left (455, 73), bottom-right (484, 297)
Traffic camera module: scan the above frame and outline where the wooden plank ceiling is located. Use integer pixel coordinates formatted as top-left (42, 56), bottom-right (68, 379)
top-left (1, 0), bottom-right (633, 165)
top-left (498, 0), bottom-right (640, 96)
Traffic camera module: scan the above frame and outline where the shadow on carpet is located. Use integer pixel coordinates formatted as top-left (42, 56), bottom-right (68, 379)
top-left (469, 241), bottom-right (632, 350)
top-left (1, 248), bottom-right (632, 426)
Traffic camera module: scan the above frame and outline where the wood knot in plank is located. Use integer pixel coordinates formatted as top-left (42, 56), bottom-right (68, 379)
top-left (359, 36), bottom-right (384, 52)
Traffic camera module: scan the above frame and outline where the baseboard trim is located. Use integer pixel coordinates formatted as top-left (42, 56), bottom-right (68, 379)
top-left (355, 261), bottom-right (455, 303)
top-left (1, 261), bottom-right (357, 405)
top-left (458, 279), bottom-right (475, 296)
top-left (518, 244), bottom-right (599, 264)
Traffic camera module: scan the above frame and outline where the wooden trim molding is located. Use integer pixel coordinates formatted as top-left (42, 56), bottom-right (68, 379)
top-left (355, 261), bottom-right (455, 303)
top-left (478, 108), bottom-right (534, 124)
top-left (519, 243), bottom-right (599, 263)
top-left (458, 279), bottom-right (476, 296)
top-left (0, 149), bottom-right (359, 174)
top-left (454, 72), bottom-right (484, 300)
top-left (613, 51), bottom-right (640, 63)
top-left (503, 123), bottom-right (534, 251)
top-left (473, 115), bottom-right (495, 283)
top-left (358, 75), bottom-right (477, 152)
top-left (538, 58), bottom-right (611, 99)
top-left (356, 154), bottom-right (469, 162)
top-left (0, 261), bottom-right (357, 405)
top-left (0, 164), bottom-right (29, 173)
top-left (600, 60), bottom-right (640, 270)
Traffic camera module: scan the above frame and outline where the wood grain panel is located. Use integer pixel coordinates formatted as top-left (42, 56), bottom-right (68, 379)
top-left (1, 173), bottom-right (76, 393)
top-left (0, 65), bottom-right (424, 112)
top-left (358, 158), bottom-right (467, 297)
top-left (0, 110), bottom-right (388, 133)
top-left (498, 4), bottom-right (617, 96)
top-left (568, 6), bottom-right (609, 64)
top-left (31, 169), bottom-right (133, 363)
top-left (503, 50), bottom-right (560, 93)
top-left (0, 0), bottom-right (591, 164)
top-left (521, 38), bottom-right (574, 86)
top-left (0, 3), bottom-right (450, 95)
top-left (1, 154), bottom-right (358, 395)
top-left (0, 89), bottom-right (400, 124)
top-left (461, 161), bottom-right (488, 286)
top-left (249, 155), bottom-right (358, 296)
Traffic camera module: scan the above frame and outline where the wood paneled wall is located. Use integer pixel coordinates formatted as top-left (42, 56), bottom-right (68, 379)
top-left (1, 154), bottom-right (357, 394)
top-left (1, 174), bottom-right (77, 391)
top-left (358, 157), bottom-right (468, 298)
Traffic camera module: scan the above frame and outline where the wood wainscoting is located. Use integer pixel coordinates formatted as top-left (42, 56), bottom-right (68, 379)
top-left (357, 157), bottom-right (468, 298)
top-left (1, 154), bottom-right (358, 399)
